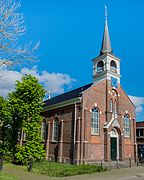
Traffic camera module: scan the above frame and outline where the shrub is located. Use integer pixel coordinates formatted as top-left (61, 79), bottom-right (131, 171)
top-left (33, 160), bottom-right (107, 177)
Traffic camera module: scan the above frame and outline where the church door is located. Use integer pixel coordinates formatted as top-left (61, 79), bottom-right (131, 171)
top-left (110, 128), bottom-right (119, 161)
top-left (111, 137), bottom-right (117, 161)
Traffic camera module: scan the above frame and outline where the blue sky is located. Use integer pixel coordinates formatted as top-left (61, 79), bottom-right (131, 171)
top-left (1, 0), bottom-right (144, 121)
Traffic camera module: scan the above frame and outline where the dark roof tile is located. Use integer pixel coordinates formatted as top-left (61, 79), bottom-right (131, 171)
top-left (43, 83), bottom-right (92, 107)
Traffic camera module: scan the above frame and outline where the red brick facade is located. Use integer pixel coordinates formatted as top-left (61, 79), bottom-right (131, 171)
top-left (42, 78), bottom-right (136, 164)
top-left (136, 121), bottom-right (144, 161)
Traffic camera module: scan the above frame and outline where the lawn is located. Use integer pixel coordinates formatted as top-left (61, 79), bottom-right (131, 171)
top-left (33, 161), bottom-right (107, 177)
top-left (0, 172), bottom-right (19, 180)
top-left (3, 161), bottom-right (107, 178)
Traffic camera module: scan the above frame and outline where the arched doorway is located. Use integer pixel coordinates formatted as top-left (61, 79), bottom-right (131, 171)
top-left (110, 128), bottom-right (119, 161)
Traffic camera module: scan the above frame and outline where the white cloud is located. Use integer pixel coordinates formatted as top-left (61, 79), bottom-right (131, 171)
top-left (0, 70), bottom-right (22, 97)
top-left (0, 71), bottom-right (143, 115)
top-left (129, 95), bottom-right (144, 113)
top-left (0, 66), bottom-right (76, 97)
top-left (136, 106), bottom-right (143, 113)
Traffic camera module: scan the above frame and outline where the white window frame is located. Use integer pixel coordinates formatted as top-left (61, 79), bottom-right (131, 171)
top-left (110, 99), bottom-right (113, 112)
top-left (91, 107), bottom-right (100, 135)
top-left (136, 128), bottom-right (144, 137)
top-left (124, 115), bottom-right (130, 137)
top-left (52, 118), bottom-right (59, 141)
top-left (114, 101), bottom-right (117, 113)
top-left (41, 121), bottom-right (47, 140)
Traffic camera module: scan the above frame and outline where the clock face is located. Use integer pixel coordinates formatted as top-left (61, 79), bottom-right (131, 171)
top-left (111, 77), bottom-right (118, 88)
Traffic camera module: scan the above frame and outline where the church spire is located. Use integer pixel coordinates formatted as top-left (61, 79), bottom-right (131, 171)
top-left (100, 6), bottom-right (112, 55)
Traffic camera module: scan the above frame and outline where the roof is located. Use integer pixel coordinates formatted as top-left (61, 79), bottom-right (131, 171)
top-left (43, 83), bottom-right (92, 108)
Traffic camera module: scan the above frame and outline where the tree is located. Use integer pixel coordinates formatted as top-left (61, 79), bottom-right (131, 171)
top-left (8, 74), bottom-right (46, 164)
top-left (0, 0), bottom-right (39, 69)
top-left (0, 96), bottom-right (11, 153)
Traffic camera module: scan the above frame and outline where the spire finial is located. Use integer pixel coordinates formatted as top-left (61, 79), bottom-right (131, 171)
top-left (104, 5), bottom-right (108, 24)
top-left (100, 5), bottom-right (112, 55)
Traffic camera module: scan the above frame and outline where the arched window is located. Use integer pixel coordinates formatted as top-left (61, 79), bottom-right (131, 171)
top-left (110, 60), bottom-right (117, 73)
top-left (110, 99), bottom-right (113, 112)
top-left (124, 114), bottom-right (130, 137)
top-left (52, 117), bottom-right (59, 141)
top-left (91, 107), bottom-right (99, 135)
top-left (41, 121), bottom-right (47, 140)
top-left (97, 61), bottom-right (104, 73)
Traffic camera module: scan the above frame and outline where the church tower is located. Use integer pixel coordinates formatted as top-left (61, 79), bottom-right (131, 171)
top-left (92, 6), bottom-right (120, 88)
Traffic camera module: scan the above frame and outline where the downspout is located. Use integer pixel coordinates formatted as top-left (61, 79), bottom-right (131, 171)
top-left (73, 101), bottom-right (77, 164)
top-left (106, 79), bottom-right (108, 123)
top-left (133, 117), bottom-right (137, 162)
top-left (83, 107), bottom-right (87, 164)
top-left (104, 78), bottom-right (108, 161)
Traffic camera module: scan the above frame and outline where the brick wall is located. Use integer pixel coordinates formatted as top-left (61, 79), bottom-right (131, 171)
top-left (42, 79), bottom-right (136, 164)
top-left (81, 79), bottom-right (136, 163)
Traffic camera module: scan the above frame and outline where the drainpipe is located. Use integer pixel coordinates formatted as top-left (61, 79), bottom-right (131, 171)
top-left (73, 101), bottom-right (77, 164)
top-left (133, 118), bottom-right (137, 162)
top-left (73, 97), bottom-right (82, 164)
top-left (104, 78), bottom-right (108, 161)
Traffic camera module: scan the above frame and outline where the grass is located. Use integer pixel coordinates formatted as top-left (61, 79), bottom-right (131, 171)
top-left (4, 162), bottom-right (27, 171)
top-left (0, 172), bottom-right (19, 180)
top-left (33, 160), bottom-right (107, 177)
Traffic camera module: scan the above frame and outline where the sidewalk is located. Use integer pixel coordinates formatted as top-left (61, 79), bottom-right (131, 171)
top-left (3, 164), bottom-right (144, 180)
top-left (65, 166), bottom-right (144, 180)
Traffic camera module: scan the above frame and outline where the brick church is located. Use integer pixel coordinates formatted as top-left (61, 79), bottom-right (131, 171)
top-left (42, 9), bottom-right (137, 164)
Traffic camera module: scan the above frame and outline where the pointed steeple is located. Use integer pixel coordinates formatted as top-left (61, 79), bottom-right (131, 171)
top-left (100, 6), bottom-right (112, 55)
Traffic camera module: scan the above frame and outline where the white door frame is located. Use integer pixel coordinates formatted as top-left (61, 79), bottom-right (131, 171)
top-left (110, 128), bottom-right (119, 160)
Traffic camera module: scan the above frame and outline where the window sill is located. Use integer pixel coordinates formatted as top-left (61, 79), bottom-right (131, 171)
top-left (136, 136), bottom-right (144, 139)
top-left (51, 140), bottom-right (58, 143)
top-left (124, 136), bottom-right (130, 138)
top-left (91, 133), bottom-right (100, 136)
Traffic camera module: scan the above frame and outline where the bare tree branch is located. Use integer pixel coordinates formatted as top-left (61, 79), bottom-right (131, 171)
top-left (0, 0), bottom-right (39, 69)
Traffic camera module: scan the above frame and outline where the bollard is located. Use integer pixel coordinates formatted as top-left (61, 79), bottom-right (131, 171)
top-left (101, 160), bottom-right (103, 168)
top-left (137, 157), bottom-right (139, 167)
top-left (129, 156), bottom-right (132, 168)
top-left (0, 152), bottom-right (3, 171)
top-left (116, 158), bottom-right (119, 169)
top-left (28, 157), bottom-right (33, 172)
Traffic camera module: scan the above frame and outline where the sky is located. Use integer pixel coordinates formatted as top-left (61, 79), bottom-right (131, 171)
top-left (0, 0), bottom-right (144, 121)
